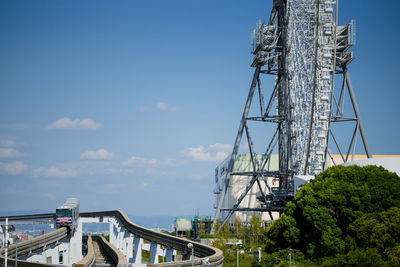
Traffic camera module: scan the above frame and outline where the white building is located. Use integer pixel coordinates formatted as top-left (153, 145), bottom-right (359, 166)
top-left (214, 154), bottom-right (400, 226)
top-left (214, 154), bottom-right (281, 226)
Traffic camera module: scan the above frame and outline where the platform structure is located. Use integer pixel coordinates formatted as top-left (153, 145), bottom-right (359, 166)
top-left (214, 0), bottom-right (371, 230)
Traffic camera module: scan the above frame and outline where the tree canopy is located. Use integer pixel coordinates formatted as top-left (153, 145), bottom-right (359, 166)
top-left (264, 165), bottom-right (400, 265)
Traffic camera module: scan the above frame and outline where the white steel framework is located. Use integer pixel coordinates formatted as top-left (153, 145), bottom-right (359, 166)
top-left (214, 0), bottom-right (371, 230)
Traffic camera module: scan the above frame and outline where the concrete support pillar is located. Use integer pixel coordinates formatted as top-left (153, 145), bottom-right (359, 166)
top-left (133, 236), bottom-right (143, 264)
top-left (117, 228), bottom-right (124, 252)
top-left (108, 217), bottom-right (122, 250)
top-left (105, 217), bottom-right (134, 262)
top-left (124, 233), bottom-right (133, 262)
top-left (69, 218), bottom-right (83, 264)
top-left (109, 218), bottom-right (117, 248)
top-left (150, 242), bottom-right (159, 264)
top-left (166, 247), bottom-right (174, 262)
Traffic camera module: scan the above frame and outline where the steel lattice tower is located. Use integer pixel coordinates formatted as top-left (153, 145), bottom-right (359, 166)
top-left (214, 0), bottom-right (371, 230)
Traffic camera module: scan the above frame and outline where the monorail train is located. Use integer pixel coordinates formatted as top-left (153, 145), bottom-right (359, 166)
top-left (55, 198), bottom-right (80, 232)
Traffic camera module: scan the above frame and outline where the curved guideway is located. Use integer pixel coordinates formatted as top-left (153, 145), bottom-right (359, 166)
top-left (92, 238), bottom-right (113, 266)
top-left (93, 235), bottom-right (127, 267)
top-left (1, 210), bottom-right (223, 266)
top-left (80, 210), bottom-right (223, 267)
top-left (74, 235), bottom-right (127, 267)
top-left (0, 228), bottom-right (68, 267)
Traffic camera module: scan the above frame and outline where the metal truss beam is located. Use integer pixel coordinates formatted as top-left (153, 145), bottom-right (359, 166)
top-left (214, 0), bottom-right (372, 232)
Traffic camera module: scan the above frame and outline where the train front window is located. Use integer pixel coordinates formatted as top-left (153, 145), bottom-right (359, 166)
top-left (56, 209), bottom-right (72, 217)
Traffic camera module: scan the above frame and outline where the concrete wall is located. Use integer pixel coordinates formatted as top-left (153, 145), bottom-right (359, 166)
top-left (214, 154), bottom-right (280, 225)
top-left (342, 156), bottom-right (400, 175)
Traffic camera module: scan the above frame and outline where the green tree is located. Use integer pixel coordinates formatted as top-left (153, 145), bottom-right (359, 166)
top-left (265, 165), bottom-right (400, 261)
top-left (386, 244), bottom-right (400, 266)
top-left (219, 221), bottom-right (232, 240)
top-left (349, 206), bottom-right (400, 256)
top-left (233, 216), bottom-right (245, 242)
top-left (212, 219), bottom-right (231, 249)
top-left (249, 212), bottom-right (263, 249)
top-left (212, 219), bottom-right (221, 235)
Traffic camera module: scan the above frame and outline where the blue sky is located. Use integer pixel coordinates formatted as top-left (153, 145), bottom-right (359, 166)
top-left (1, 0), bottom-right (399, 216)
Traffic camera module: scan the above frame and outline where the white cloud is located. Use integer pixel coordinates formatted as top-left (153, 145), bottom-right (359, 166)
top-left (122, 156), bottom-right (157, 166)
top-left (0, 148), bottom-right (23, 158)
top-left (185, 143), bottom-right (232, 162)
top-left (0, 139), bottom-right (15, 147)
top-left (33, 166), bottom-right (77, 178)
top-left (0, 161), bottom-right (27, 175)
top-left (80, 149), bottom-right (117, 160)
top-left (104, 168), bottom-right (136, 175)
top-left (157, 102), bottom-right (169, 111)
top-left (140, 102), bottom-right (178, 112)
top-left (48, 117), bottom-right (102, 130)
top-left (156, 102), bottom-right (178, 112)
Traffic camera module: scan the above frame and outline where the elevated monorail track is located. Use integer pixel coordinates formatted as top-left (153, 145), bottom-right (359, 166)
top-left (1, 228), bottom-right (68, 258)
top-left (0, 227), bottom-right (68, 267)
top-left (73, 235), bottom-right (128, 267)
top-left (0, 213), bottom-right (55, 226)
top-left (0, 213), bottom-right (55, 222)
top-left (0, 210), bottom-right (223, 267)
top-left (92, 235), bottom-right (127, 267)
top-left (80, 211), bottom-right (223, 267)
top-left (73, 236), bottom-right (95, 267)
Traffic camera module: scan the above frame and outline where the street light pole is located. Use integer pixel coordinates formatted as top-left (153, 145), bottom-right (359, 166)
top-left (5, 218), bottom-right (8, 267)
top-left (187, 243), bottom-right (194, 267)
top-left (15, 237), bottom-right (19, 267)
top-left (236, 242), bottom-right (242, 267)
top-left (237, 247), bottom-right (239, 267)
